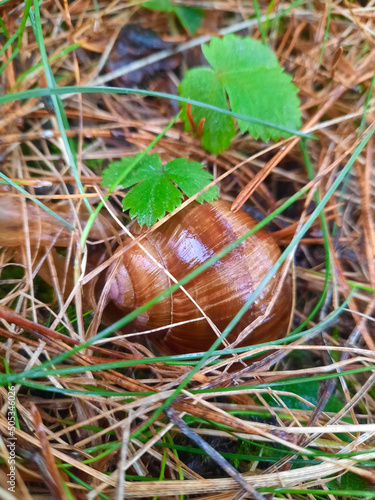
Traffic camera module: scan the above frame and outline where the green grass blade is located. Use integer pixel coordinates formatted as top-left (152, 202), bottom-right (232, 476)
top-left (0, 47), bottom-right (19, 75)
top-left (0, 288), bottom-right (352, 385)
top-left (293, 140), bottom-right (331, 333)
top-left (17, 0), bottom-right (32, 50)
top-left (359, 72), bottom-right (375, 135)
top-left (0, 85), bottom-right (315, 139)
top-left (0, 16), bottom-right (10, 39)
top-left (253, 0), bottom-right (267, 44)
top-left (62, 470), bottom-right (112, 500)
top-left (0, 28), bottom-right (20, 59)
top-left (14, 42), bottom-right (81, 86)
top-left (29, 2), bottom-right (92, 213)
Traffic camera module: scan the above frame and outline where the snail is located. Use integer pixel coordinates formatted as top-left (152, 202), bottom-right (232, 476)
top-left (0, 196), bottom-right (292, 355)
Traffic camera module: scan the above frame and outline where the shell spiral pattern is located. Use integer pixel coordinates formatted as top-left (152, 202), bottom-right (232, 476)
top-left (102, 200), bottom-right (292, 355)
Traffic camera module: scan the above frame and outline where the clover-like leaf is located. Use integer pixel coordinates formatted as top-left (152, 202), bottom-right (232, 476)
top-left (123, 176), bottom-right (183, 227)
top-left (164, 158), bottom-right (219, 203)
top-left (179, 34), bottom-right (302, 153)
top-left (101, 156), bottom-right (137, 189)
top-left (102, 154), bottom-right (219, 226)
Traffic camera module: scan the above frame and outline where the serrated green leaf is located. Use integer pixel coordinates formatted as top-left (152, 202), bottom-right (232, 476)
top-left (103, 153), bottom-right (218, 226)
top-left (165, 158), bottom-right (219, 203)
top-left (142, 1), bottom-right (203, 34)
top-left (179, 34), bottom-right (301, 152)
top-left (202, 35), bottom-right (279, 74)
top-left (224, 67), bottom-right (299, 140)
top-left (120, 154), bottom-right (164, 189)
top-left (101, 157), bottom-right (135, 188)
top-left (123, 176), bottom-right (183, 227)
top-left (179, 67), bottom-right (235, 154)
top-left (102, 154), bottom-right (163, 190)
top-left (204, 35), bottom-right (301, 142)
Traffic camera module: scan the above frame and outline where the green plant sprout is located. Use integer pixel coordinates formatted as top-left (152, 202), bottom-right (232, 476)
top-left (179, 34), bottom-right (302, 153)
top-left (102, 154), bottom-right (219, 226)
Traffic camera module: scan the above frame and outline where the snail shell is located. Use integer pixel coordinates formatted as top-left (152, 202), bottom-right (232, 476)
top-left (101, 200), bottom-right (292, 355)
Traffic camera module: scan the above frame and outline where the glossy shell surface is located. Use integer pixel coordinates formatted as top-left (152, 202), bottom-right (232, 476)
top-left (103, 200), bottom-right (292, 354)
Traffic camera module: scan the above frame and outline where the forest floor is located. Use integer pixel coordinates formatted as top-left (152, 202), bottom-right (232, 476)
top-left (0, 1), bottom-right (375, 499)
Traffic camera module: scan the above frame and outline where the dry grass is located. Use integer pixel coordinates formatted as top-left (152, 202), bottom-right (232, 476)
top-left (1, 1), bottom-right (375, 499)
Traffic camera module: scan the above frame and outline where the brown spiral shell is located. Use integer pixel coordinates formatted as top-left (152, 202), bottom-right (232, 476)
top-left (101, 199), bottom-right (292, 355)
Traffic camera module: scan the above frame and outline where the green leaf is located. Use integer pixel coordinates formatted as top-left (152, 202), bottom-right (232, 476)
top-left (204, 36), bottom-right (301, 141)
top-left (328, 471), bottom-right (374, 493)
top-left (143, 0), bottom-right (173, 10)
top-left (261, 380), bottom-right (345, 414)
top-left (123, 176), bottom-right (183, 227)
top-left (102, 154), bottom-right (219, 226)
top-left (174, 5), bottom-right (204, 34)
top-left (179, 34), bottom-right (301, 152)
top-left (179, 67), bottom-right (235, 154)
top-left (165, 158), bottom-right (219, 202)
top-left (101, 157), bottom-right (136, 188)
top-left (142, 1), bottom-right (204, 34)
